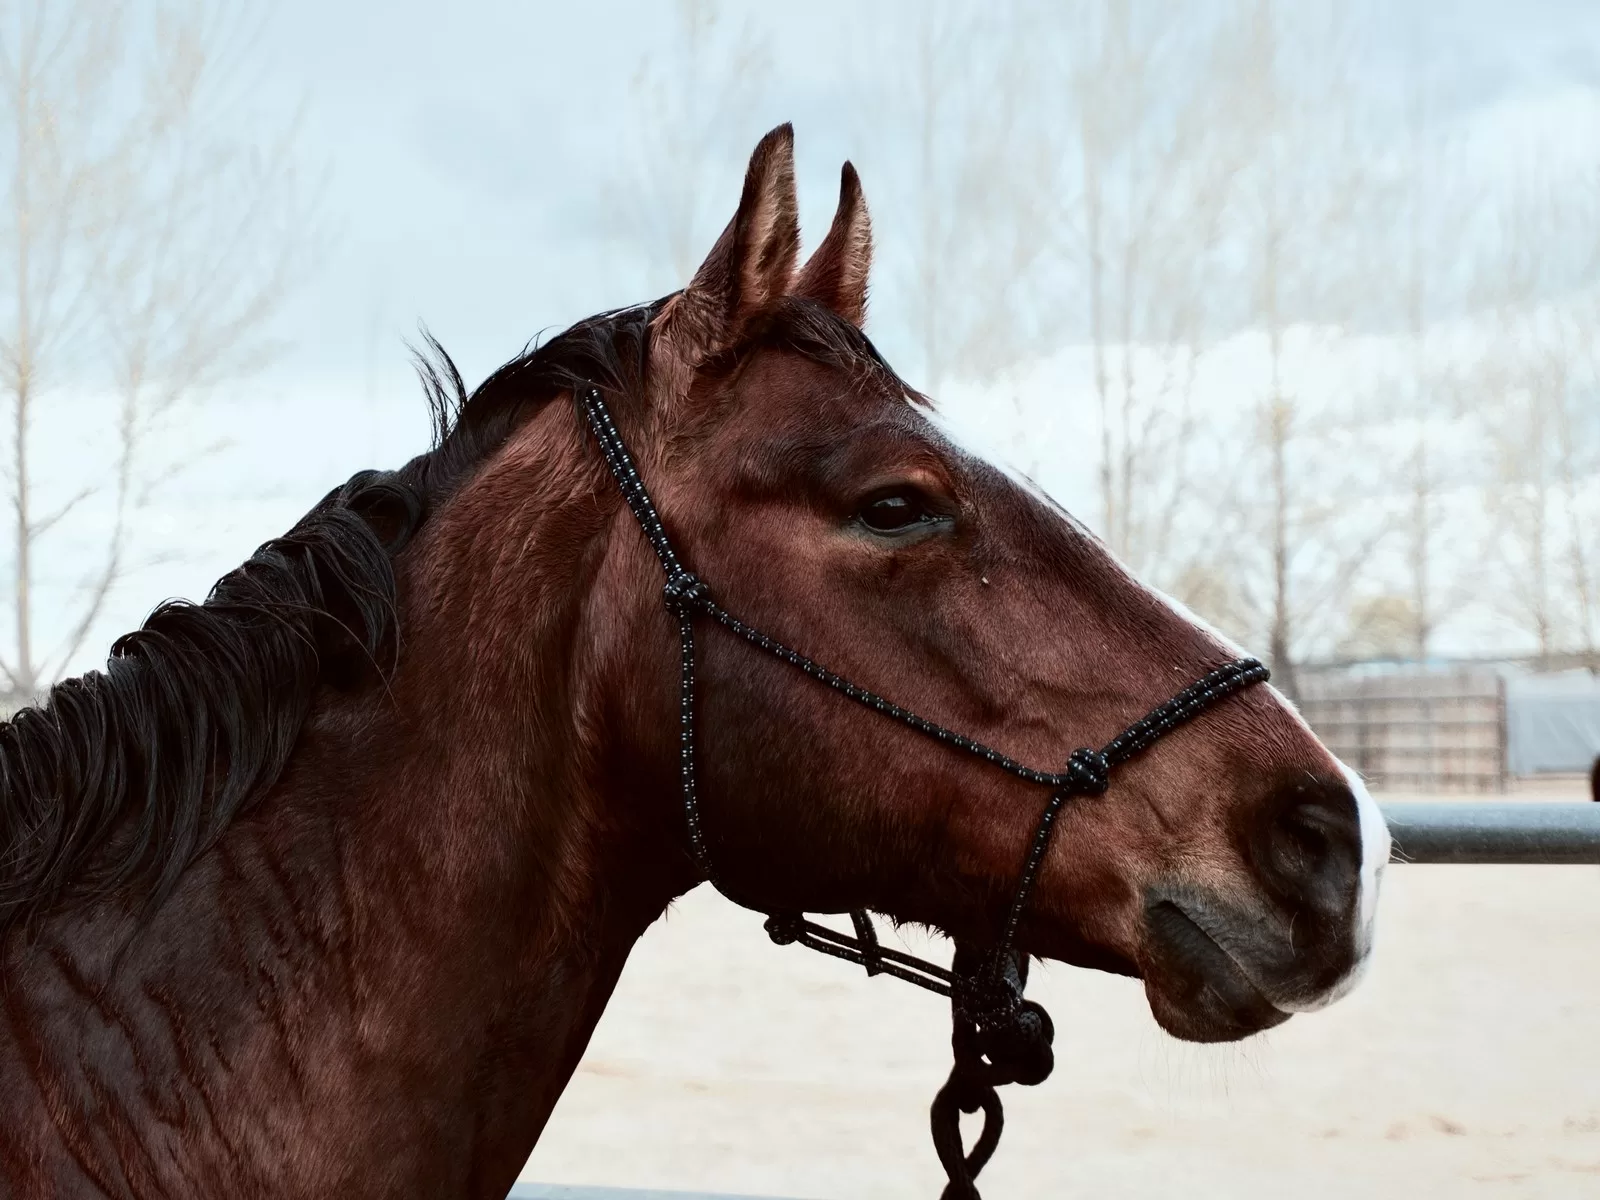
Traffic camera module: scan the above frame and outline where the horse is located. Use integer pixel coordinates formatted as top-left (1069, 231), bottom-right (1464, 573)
top-left (0, 125), bottom-right (1389, 1199)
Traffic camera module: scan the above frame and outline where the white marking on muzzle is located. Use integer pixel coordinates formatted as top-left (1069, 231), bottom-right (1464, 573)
top-left (1344, 761), bottom-right (1390, 945)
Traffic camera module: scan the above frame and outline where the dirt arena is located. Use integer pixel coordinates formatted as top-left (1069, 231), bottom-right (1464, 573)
top-left (521, 785), bottom-right (1600, 1198)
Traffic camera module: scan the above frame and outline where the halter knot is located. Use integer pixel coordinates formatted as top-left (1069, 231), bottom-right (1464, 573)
top-left (975, 999), bottom-right (1055, 1087)
top-left (663, 570), bottom-right (710, 617)
top-left (763, 912), bottom-right (805, 946)
top-left (951, 959), bottom-right (1019, 1029)
top-left (951, 950), bottom-right (1056, 1089)
top-left (1066, 747), bottom-right (1110, 794)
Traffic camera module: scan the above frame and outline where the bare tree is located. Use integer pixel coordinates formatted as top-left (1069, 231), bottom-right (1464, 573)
top-left (1476, 355), bottom-right (1597, 665)
top-left (0, 0), bottom-right (314, 702)
top-left (1369, 48), bottom-right (1498, 662)
top-left (1050, 0), bottom-right (1254, 576)
top-left (1337, 593), bottom-right (1420, 662)
top-left (861, 1), bottom-right (1059, 395)
top-left (1394, 71), bottom-right (1446, 658)
top-left (1472, 159), bottom-right (1600, 666)
top-left (612, 0), bottom-right (770, 292)
top-left (1205, 0), bottom-right (1392, 695)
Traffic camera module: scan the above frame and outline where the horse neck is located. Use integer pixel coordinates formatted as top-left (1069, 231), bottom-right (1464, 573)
top-left (0, 403), bottom-right (690, 1198)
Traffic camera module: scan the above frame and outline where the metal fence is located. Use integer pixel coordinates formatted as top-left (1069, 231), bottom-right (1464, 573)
top-left (1298, 670), bottom-right (1507, 792)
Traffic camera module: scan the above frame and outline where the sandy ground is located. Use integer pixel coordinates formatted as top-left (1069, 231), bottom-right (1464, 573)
top-left (521, 785), bottom-right (1600, 1198)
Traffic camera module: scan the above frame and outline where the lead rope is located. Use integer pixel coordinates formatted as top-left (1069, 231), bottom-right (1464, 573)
top-left (579, 387), bottom-right (1269, 1198)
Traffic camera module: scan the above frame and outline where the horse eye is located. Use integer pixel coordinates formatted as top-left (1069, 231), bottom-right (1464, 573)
top-left (859, 492), bottom-right (931, 534)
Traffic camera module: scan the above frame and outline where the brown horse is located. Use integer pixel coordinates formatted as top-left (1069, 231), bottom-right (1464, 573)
top-left (0, 125), bottom-right (1388, 1199)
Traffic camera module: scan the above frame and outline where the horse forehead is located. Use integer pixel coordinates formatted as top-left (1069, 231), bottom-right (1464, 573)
top-left (710, 357), bottom-right (928, 456)
top-left (721, 337), bottom-right (904, 406)
top-left (711, 349), bottom-right (1069, 515)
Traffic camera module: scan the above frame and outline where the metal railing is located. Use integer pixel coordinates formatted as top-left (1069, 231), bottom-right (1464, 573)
top-left (1382, 801), bottom-right (1600, 864)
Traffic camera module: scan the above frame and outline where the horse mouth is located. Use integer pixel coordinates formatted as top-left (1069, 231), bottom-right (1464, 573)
top-left (1141, 899), bottom-right (1291, 1043)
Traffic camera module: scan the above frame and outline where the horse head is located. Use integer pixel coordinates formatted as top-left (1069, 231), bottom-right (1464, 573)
top-left (560, 124), bottom-right (1388, 1043)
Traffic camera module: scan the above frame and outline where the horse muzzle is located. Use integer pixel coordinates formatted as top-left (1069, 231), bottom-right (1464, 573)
top-left (1138, 769), bottom-right (1386, 1041)
top-left (1139, 897), bottom-right (1293, 1041)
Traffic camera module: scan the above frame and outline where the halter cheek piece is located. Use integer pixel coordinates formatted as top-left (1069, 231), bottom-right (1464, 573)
top-left (579, 387), bottom-right (1269, 1200)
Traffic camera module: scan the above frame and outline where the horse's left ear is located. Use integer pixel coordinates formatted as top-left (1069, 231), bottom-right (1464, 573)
top-left (793, 162), bottom-right (872, 328)
top-left (665, 124), bottom-right (801, 365)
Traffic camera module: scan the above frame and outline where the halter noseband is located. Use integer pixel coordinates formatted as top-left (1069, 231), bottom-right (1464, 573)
top-left (579, 386), bottom-right (1268, 1199)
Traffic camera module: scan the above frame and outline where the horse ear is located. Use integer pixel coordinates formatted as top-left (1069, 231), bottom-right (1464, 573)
top-left (793, 162), bottom-right (872, 327)
top-left (669, 124), bottom-right (800, 361)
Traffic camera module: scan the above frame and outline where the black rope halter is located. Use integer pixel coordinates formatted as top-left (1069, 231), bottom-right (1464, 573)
top-left (579, 386), bottom-right (1269, 1198)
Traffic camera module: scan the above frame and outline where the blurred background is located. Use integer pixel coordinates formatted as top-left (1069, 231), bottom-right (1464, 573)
top-left (2, 0), bottom-right (1598, 1195)
top-left (1, 0), bottom-right (1597, 706)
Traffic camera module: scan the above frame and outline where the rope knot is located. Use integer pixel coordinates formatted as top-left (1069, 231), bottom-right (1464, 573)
top-left (763, 912), bottom-right (805, 946)
top-left (951, 949), bottom-right (1056, 1090)
top-left (663, 570), bottom-right (709, 617)
top-left (975, 1000), bottom-right (1055, 1087)
top-left (952, 967), bottom-right (1018, 1031)
top-left (1066, 747), bottom-right (1110, 794)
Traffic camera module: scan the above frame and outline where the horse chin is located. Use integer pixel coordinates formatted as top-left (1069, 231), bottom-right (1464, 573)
top-left (1139, 899), bottom-right (1292, 1043)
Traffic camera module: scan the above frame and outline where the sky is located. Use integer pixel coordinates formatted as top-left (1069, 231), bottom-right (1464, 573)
top-left (241, 0), bottom-right (1600, 370)
top-left (18, 0), bottom-right (1600, 678)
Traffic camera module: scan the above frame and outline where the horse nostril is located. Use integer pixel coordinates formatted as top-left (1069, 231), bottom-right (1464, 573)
top-left (1259, 777), bottom-right (1362, 917)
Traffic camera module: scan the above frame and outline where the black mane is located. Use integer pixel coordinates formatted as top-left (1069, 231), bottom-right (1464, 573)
top-left (0, 295), bottom-right (888, 936)
top-left (0, 471), bottom-right (418, 935)
top-left (403, 300), bottom-right (660, 504)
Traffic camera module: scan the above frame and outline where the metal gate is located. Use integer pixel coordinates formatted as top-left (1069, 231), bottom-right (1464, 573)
top-left (1297, 670), bottom-right (1506, 792)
